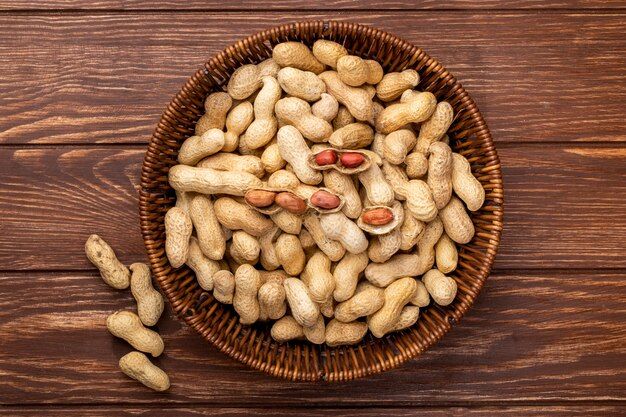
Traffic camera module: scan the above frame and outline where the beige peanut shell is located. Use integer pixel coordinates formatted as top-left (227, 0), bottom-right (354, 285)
top-left (129, 263), bottom-right (164, 327)
top-left (106, 310), bottom-right (164, 357)
top-left (85, 234), bottom-right (130, 289)
top-left (119, 351), bottom-right (170, 392)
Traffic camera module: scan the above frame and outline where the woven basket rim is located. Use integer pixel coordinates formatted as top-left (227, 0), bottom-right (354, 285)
top-left (139, 20), bottom-right (504, 382)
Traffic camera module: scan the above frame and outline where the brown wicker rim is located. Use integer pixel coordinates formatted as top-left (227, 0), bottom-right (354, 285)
top-left (139, 20), bottom-right (504, 382)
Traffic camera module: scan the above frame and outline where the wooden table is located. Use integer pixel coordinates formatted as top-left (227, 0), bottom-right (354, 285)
top-left (1, 1), bottom-right (625, 416)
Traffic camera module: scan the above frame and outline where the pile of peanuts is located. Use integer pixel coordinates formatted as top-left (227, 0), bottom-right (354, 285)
top-left (165, 40), bottom-right (485, 346)
top-left (85, 235), bottom-right (170, 391)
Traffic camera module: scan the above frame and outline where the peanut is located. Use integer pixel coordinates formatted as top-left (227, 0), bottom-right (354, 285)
top-left (390, 306), bottom-right (420, 333)
top-left (277, 126), bottom-right (322, 185)
top-left (187, 237), bottom-right (220, 290)
top-left (283, 277), bottom-right (320, 327)
top-left (227, 64), bottom-right (262, 100)
top-left (164, 207), bottom-right (192, 269)
top-left (358, 162), bottom-right (394, 206)
top-left (329, 122), bottom-right (374, 149)
top-left (427, 142), bottom-right (453, 209)
top-left (339, 152), bottom-right (366, 168)
top-left (178, 129), bottom-right (225, 166)
top-left (273, 42), bottom-right (325, 74)
top-left (364, 217), bottom-right (443, 286)
top-left (325, 319), bottom-right (367, 346)
top-left (405, 151), bottom-right (429, 178)
top-left (439, 196), bottom-right (475, 244)
top-left (303, 315), bottom-right (325, 344)
top-left (435, 233), bottom-right (458, 274)
top-left (189, 194), bottom-right (226, 260)
top-left (335, 282), bottom-right (384, 322)
top-left (319, 211), bottom-right (368, 254)
top-left (422, 269), bottom-right (457, 306)
top-left (277, 67), bottom-right (326, 101)
top-left (451, 153), bottom-right (485, 212)
top-left (332, 251), bottom-right (369, 302)
top-left (106, 310), bottom-right (164, 357)
top-left (233, 264), bottom-right (262, 324)
top-left (337, 55), bottom-right (383, 85)
top-left (270, 209), bottom-right (303, 235)
top-left (323, 170), bottom-right (362, 219)
top-left (376, 70), bottom-right (420, 102)
top-left (226, 58), bottom-right (279, 100)
top-left (119, 351), bottom-right (169, 392)
top-left (258, 276), bottom-right (287, 320)
top-left (195, 92), bottom-right (232, 134)
top-left (319, 71), bottom-right (373, 122)
top-left (230, 231), bottom-right (261, 265)
top-left (383, 129), bottom-right (417, 164)
top-left (275, 97), bottom-right (333, 143)
top-left (275, 191), bottom-right (308, 214)
top-left (376, 92), bottom-right (437, 134)
top-left (310, 189), bottom-right (341, 210)
top-left (223, 101), bottom-right (254, 152)
top-left (271, 315), bottom-right (304, 342)
top-left (244, 189), bottom-right (277, 208)
top-left (212, 270), bottom-right (235, 304)
top-left (260, 140), bottom-right (287, 174)
top-left (336, 55), bottom-right (369, 87)
top-left (368, 277), bottom-right (417, 337)
top-left (197, 153), bottom-right (264, 178)
top-left (275, 233), bottom-right (305, 276)
top-left (333, 105), bottom-right (355, 129)
top-left (300, 250), bottom-right (335, 303)
top-left (85, 234), bottom-right (130, 289)
top-left (239, 76), bottom-right (281, 150)
top-left (311, 93), bottom-right (339, 122)
top-left (213, 197), bottom-right (274, 237)
top-left (129, 263), bottom-right (164, 327)
top-left (415, 102), bottom-right (454, 153)
top-left (312, 40), bottom-right (347, 68)
top-left (169, 165), bottom-right (262, 196)
top-left (314, 149), bottom-right (338, 166)
top-left (360, 207), bottom-right (394, 226)
top-left (409, 280), bottom-right (431, 307)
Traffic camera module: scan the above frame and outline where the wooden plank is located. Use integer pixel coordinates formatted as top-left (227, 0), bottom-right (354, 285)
top-left (1, 406), bottom-right (624, 417)
top-left (0, 13), bottom-right (624, 145)
top-left (0, 270), bottom-right (624, 405)
top-left (1, 144), bottom-right (625, 271)
top-left (0, 0), bottom-right (625, 10)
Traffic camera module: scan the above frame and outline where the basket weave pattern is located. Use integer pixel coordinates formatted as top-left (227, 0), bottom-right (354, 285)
top-left (139, 21), bottom-right (504, 382)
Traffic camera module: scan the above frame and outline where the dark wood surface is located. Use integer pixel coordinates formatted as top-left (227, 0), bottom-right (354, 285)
top-left (0, 2), bottom-right (625, 416)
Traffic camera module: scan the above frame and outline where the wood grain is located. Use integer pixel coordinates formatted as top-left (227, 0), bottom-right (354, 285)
top-left (1, 0), bottom-right (625, 10)
top-left (0, 13), bottom-right (624, 145)
top-left (1, 406), bottom-right (624, 417)
top-left (1, 145), bottom-right (624, 271)
top-left (0, 270), bottom-right (624, 405)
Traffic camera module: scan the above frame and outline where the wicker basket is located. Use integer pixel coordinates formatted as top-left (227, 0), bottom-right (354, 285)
top-left (139, 21), bottom-right (504, 382)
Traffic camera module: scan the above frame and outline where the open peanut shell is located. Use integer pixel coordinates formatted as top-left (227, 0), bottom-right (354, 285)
top-left (307, 149), bottom-right (375, 175)
top-left (357, 201), bottom-right (404, 235)
top-left (306, 187), bottom-right (346, 215)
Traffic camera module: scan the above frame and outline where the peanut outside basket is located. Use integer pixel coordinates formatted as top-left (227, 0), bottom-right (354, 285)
top-left (139, 21), bottom-right (504, 382)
